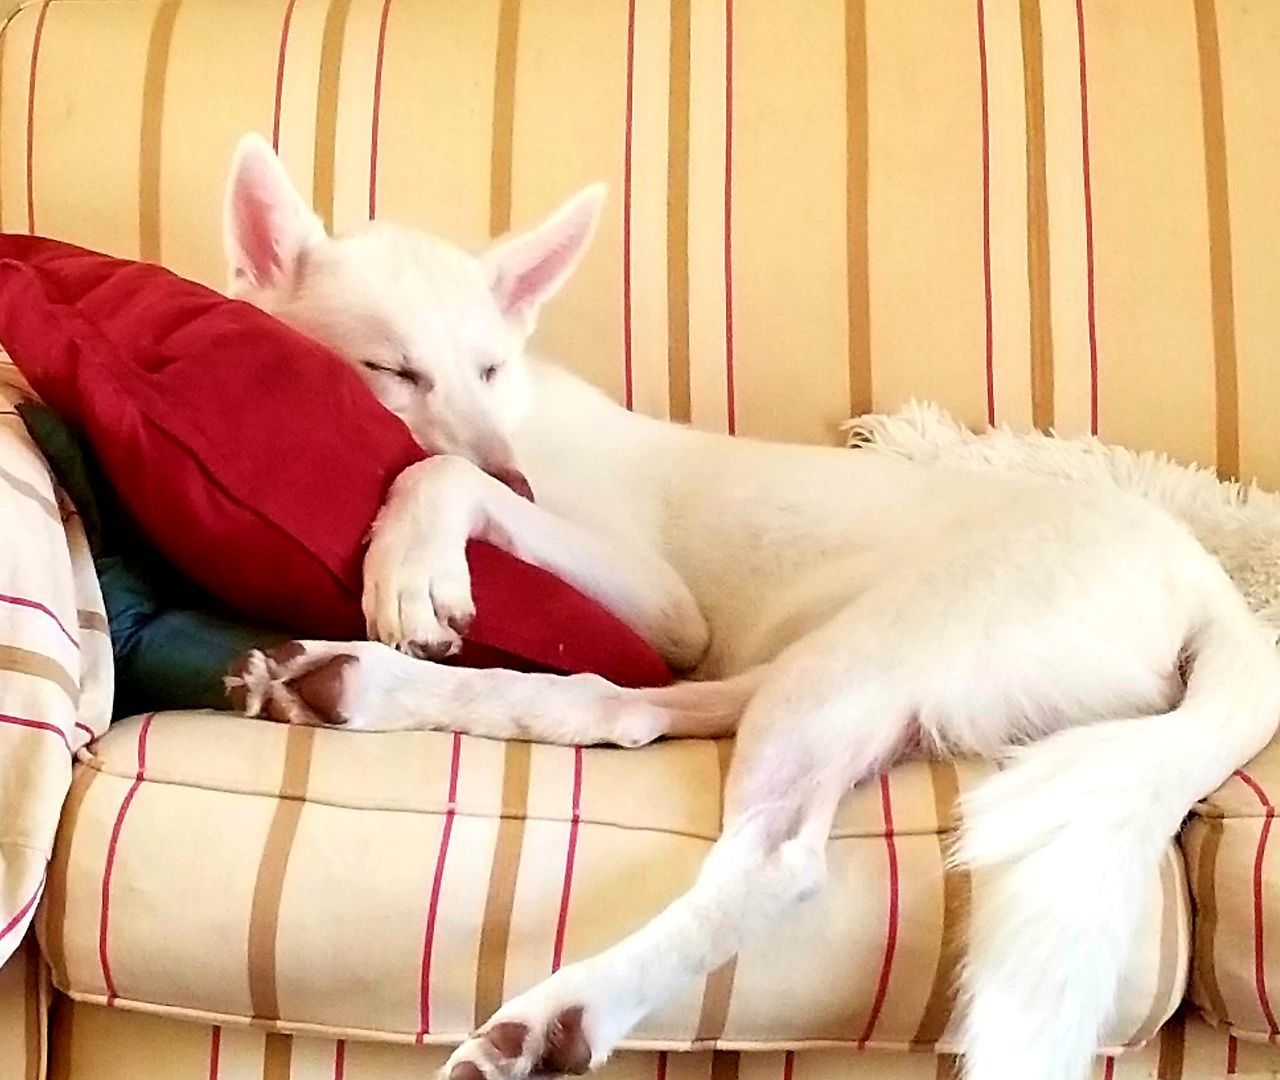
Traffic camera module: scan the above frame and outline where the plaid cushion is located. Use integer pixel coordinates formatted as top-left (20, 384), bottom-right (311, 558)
top-left (0, 357), bottom-right (111, 972)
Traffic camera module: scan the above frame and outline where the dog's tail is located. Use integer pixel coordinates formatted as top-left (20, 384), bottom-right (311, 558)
top-left (955, 572), bottom-right (1280, 1080)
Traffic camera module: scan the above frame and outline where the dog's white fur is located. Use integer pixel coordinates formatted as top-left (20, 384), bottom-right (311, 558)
top-left (222, 133), bottom-right (1280, 1080)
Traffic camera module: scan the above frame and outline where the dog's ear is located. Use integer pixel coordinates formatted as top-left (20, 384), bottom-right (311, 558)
top-left (484, 184), bottom-right (605, 334)
top-left (224, 133), bottom-right (324, 292)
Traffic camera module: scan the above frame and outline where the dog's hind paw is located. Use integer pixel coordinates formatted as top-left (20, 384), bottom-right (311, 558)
top-left (226, 641), bottom-right (361, 727)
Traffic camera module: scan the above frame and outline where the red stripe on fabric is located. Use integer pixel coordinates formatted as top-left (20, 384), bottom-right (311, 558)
top-left (858, 773), bottom-right (899, 1047)
top-left (552, 746), bottom-right (585, 972)
top-left (208, 1026), bottom-right (222, 1080)
top-left (656, 1051), bottom-right (668, 1080)
top-left (271, 0), bottom-right (299, 152)
top-left (368, 0), bottom-right (394, 219)
top-left (74, 721), bottom-right (95, 744)
top-left (621, 0), bottom-right (636, 411)
top-left (783, 1050), bottom-right (795, 1080)
top-left (99, 714), bottom-right (153, 1004)
top-left (334, 1039), bottom-right (346, 1079)
top-left (1102, 1057), bottom-right (1114, 1080)
top-left (0, 867), bottom-right (46, 947)
top-left (25, 0), bottom-right (51, 234)
top-left (0, 592), bottom-right (79, 649)
top-left (0, 712), bottom-right (69, 751)
top-left (416, 730), bottom-right (462, 1041)
top-left (977, 0), bottom-right (994, 426)
top-left (1227, 1034), bottom-right (1238, 1074)
top-left (1236, 768), bottom-right (1279, 1037)
top-left (723, 0), bottom-right (736, 435)
top-left (1075, 0), bottom-right (1099, 435)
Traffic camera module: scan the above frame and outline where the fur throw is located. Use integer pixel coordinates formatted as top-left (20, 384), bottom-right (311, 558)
top-left (845, 401), bottom-right (1280, 640)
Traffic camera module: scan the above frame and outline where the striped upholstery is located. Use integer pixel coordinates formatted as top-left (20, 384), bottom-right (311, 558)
top-left (0, 358), bottom-right (111, 974)
top-left (45, 1000), bottom-right (1280, 1080)
top-left (39, 711), bottom-right (1187, 1053)
top-left (0, 935), bottom-right (50, 1080)
top-left (1186, 750), bottom-right (1280, 1045)
top-left (4, 0), bottom-right (1280, 1072)
top-left (2, 1), bottom-right (1280, 479)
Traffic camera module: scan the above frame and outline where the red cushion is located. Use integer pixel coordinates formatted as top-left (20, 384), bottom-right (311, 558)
top-left (0, 236), bottom-right (670, 688)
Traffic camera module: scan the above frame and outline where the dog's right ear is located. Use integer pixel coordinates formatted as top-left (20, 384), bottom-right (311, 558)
top-left (224, 133), bottom-right (324, 293)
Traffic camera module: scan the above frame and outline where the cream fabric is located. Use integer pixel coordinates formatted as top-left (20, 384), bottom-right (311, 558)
top-left (1185, 743), bottom-right (1280, 1045)
top-left (1, 0), bottom-right (1279, 482)
top-left (38, 711), bottom-right (1187, 1052)
top-left (47, 999), bottom-right (1280, 1080)
top-left (0, 935), bottom-right (49, 1080)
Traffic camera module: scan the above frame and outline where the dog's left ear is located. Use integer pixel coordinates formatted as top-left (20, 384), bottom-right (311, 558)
top-left (224, 133), bottom-right (325, 294)
top-left (484, 184), bottom-right (605, 334)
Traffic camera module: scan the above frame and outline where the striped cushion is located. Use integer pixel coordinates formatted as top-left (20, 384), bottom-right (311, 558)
top-left (38, 711), bottom-right (1188, 1052)
top-left (47, 1000), bottom-right (1271, 1080)
top-left (1, 0), bottom-right (1279, 484)
top-left (0, 355), bottom-right (111, 973)
top-left (1185, 747), bottom-right (1280, 1044)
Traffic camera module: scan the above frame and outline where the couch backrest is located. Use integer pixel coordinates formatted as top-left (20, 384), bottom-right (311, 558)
top-left (2, 0), bottom-right (1278, 482)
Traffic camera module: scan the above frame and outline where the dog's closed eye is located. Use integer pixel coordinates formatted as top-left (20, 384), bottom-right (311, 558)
top-left (361, 360), bottom-right (432, 391)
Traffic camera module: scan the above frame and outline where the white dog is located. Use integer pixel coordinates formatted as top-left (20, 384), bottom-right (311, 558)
top-left (223, 133), bottom-right (1280, 1080)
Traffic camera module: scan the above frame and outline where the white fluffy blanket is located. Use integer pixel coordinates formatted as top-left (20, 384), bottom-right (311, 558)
top-left (844, 402), bottom-right (1280, 641)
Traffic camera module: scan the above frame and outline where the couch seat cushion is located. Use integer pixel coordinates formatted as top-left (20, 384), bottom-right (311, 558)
top-left (1184, 738), bottom-right (1280, 1042)
top-left (39, 711), bottom-right (1188, 1052)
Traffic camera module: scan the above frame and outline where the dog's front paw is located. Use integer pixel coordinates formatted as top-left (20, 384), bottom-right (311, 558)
top-left (363, 461), bottom-right (476, 658)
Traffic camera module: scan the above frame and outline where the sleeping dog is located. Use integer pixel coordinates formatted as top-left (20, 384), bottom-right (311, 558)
top-left (223, 133), bottom-right (1280, 1080)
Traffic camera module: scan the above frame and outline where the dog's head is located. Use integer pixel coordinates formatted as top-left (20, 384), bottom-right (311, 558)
top-left (222, 133), bottom-right (602, 489)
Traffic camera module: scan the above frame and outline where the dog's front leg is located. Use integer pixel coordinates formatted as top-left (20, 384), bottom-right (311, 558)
top-left (365, 455), bottom-right (709, 669)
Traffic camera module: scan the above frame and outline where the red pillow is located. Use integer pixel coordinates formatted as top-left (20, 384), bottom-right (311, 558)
top-left (0, 235), bottom-right (670, 688)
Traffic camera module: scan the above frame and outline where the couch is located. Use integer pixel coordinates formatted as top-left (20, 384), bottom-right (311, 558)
top-left (2, 1), bottom-right (1280, 1077)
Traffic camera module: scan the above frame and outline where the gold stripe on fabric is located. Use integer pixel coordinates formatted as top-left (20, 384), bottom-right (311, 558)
top-left (1193, 818), bottom-right (1230, 1022)
top-left (1193, 0), bottom-right (1240, 481)
top-left (23, 942), bottom-right (41, 1080)
top-left (1156, 1009), bottom-right (1186, 1079)
top-left (138, 1), bottom-right (181, 262)
top-left (666, 0), bottom-right (692, 424)
top-left (0, 463), bottom-right (57, 523)
top-left (1019, 0), bottom-right (1054, 431)
top-left (694, 739), bottom-right (738, 1044)
top-left (489, 0), bottom-right (520, 238)
top-left (912, 761), bottom-right (968, 1046)
top-left (0, 644), bottom-right (76, 700)
top-left (78, 610), bottom-right (108, 635)
top-left (41, 766), bottom-right (100, 991)
top-left (474, 740), bottom-right (532, 1025)
top-left (47, 994), bottom-right (72, 1080)
top-left (710, 1049), bottom-right (740, 1080)
top-left (312, 0), bottom-right (356, 233)
top-left (248, 725), bottom-right (316, 1023)
top-left (845, 0), bottom-right (871, 417)
top-left (1133, 852), bottom-right (1183, 1043)
top-left (262, 1032), bottom-right (293, 1080)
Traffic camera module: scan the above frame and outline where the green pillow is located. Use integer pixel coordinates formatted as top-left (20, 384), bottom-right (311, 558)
top-left (19, 402), bottom-right (289, 719)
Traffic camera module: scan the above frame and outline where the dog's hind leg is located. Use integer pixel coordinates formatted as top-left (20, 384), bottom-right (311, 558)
top-left (437, 647), bottom-right (915, 1080)
top-left (225, 639), bottom-right (761, 744)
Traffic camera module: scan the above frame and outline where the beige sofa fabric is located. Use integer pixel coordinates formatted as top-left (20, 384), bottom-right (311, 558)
top-left (47, 1000), bottom-right (1280, 1080)
top-left (40, 712), bottom-right (1186, 1052)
